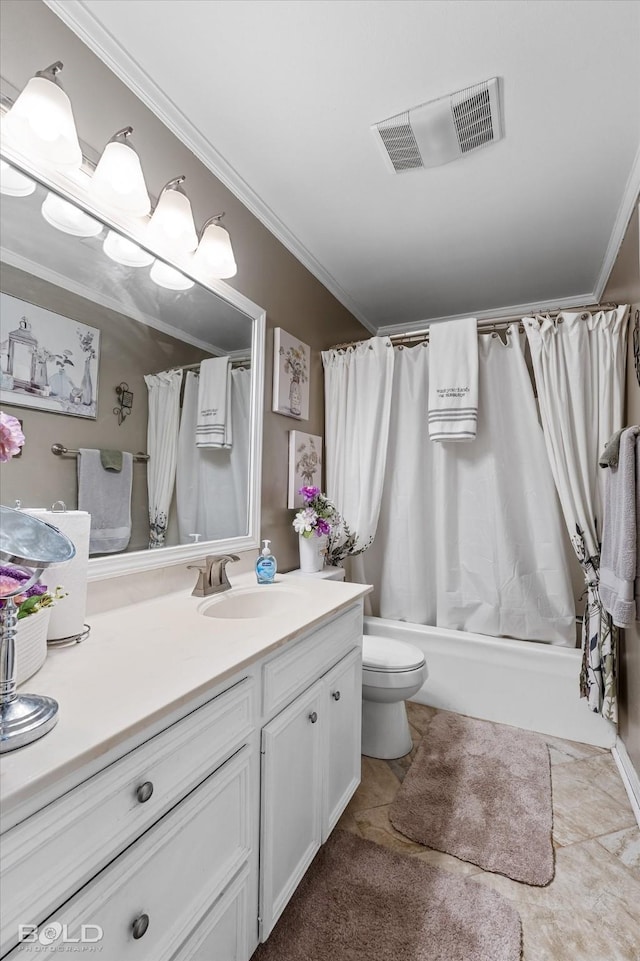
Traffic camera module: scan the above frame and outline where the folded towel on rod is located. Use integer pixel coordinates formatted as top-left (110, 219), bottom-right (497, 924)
top-left (99, 449), bottom-right (123, 472)
top-left (428, 317), bottom-right (478, 442)
top-left (196, 356), bottom-right (232, 449)
top-left (599, 428), bottom-right (624, 469)
top-left (600, 425), bottom-right (640, 627)
top-left (78, 448), bottom-right (133, 554)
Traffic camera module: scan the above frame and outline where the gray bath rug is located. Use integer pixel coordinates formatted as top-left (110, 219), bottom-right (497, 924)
top-left (253, 829), bottom-right (522, 961)
top-left (389, 713), bottom-right (554, 885)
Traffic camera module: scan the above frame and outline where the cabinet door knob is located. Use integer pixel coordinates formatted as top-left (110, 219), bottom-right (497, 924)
top-left (136, 781), bottom-right (154, 803)
top-left (332, 690), bottom-right (341, 701)
top-left (132, 913), bottom-right (150, 940)
top-left (308, 711), bottom-right (318, 724)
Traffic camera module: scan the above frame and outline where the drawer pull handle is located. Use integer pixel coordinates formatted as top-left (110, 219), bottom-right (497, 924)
top-left (332, 690), bottom-right (341, 701)
top-left (132, 913), bottom-right (150, 940)
top-left (136, 781), bottom-right (154, 803)
top-left (308, 711), bottom-right (318, 724)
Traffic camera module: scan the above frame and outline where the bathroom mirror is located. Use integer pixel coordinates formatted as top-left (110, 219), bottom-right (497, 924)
top-left (0, 150), bottom-right (265, 580)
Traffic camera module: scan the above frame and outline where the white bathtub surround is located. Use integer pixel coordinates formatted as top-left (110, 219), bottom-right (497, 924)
top-left (364, 616), bottom-right (616, 748)
top-left (362, 332), bottom-right (575, 645)
top-left (322, 337), bottom-right (394, 586)
top-left (144, 368), bottom-right (183, 548)
top-left (427, 316), bottom-right (478, 442)
top-left (524, 306), bottom-right (629, 722)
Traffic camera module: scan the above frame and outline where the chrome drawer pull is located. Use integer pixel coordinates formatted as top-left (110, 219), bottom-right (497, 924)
top-left (132, 913), bottom-right (149, 939)
top-left (308, 711), bottom-right (318, 724)
top-left (136, 781), bottom-right (154, 803)
top-left (332, 691), bottom-right (341, 701)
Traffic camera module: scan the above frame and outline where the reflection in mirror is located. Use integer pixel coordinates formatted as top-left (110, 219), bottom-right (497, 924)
top-left (0, 163), bottom-right (259, 560)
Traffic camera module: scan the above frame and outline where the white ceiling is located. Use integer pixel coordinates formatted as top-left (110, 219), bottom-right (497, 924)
top-left (48, 0), bottom-right (640, 334)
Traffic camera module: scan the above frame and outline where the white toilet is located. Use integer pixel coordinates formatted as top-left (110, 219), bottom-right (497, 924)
top-left (361, 636), bottom-right (428, 759)
top-left (289, 566), bottom-right (428, 759)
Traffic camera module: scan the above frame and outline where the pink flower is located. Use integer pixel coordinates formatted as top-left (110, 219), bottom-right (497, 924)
top-left (0, 411), bottom-right (25, 462)
top-left (0, 574), bottom-right (26, 602)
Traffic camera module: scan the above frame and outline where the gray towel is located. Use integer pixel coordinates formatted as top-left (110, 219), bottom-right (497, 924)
top-left (599, 428), bottom-right (624, 468)
top-left (78, 448), bottom-right (133, 554)
top-left (599, 425), bottom-right (640, 628)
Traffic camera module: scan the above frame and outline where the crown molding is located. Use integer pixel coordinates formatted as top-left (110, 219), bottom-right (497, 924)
top-left (593, 141), bottom-right (640, 301)
top-left (44, 0), bottom-right (375, 334)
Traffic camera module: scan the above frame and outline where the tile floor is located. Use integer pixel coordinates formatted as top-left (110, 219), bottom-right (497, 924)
top-left (336, 702), bottom-right (640, 961)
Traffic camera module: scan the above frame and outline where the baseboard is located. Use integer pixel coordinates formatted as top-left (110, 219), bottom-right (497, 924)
top-left (611, 737), bottom-right (640, 828)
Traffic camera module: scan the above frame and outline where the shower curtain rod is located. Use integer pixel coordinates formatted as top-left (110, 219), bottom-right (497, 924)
top-left (329, 301), bottom-right (618, 351)
top-left (156, 355), bottom-right (251, 375)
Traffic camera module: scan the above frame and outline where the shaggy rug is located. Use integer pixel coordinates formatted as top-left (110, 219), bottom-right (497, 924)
top-left (390, 713), bottom-right (554, 885)
top-left (253, 829), bottom-right (521, 961)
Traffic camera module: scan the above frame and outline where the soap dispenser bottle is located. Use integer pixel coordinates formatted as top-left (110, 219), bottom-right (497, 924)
top-left (256, 539), bottom-right (277, 584)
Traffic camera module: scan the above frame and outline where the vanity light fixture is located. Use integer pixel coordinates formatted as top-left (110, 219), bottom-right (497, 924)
top-left (193, 214), bottom-right (238, 279)
top-left (149, 258), bottom-right (195, 291)
top-left (41, 191), bottom-right (103, 238)
top-left (90, 127), bottom-right (151, 216)
top-left (146, 176), bottom-right (198, 256)
top-left (1, 61), bottom-right (82, 170)
top-left (103, 230), bottom-right (154, 267)
top-left (0, 159), bottom-right (36, 197)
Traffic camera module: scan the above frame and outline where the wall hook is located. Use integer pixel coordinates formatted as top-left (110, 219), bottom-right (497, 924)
top-left (113, 382), bottom-right (133, 425)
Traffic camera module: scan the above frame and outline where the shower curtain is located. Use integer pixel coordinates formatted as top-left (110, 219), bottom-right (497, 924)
top-left (326, 331), bottom-right (576, 645)
top-left (524, 307), bottom-right (629, 718)
top-left (176, 368), bottom-right (251, 542)
top-left (144, 368), bottom-right (183, 548)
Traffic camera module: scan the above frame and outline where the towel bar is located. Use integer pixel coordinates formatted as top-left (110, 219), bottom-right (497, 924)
top-left (51, 443), bottom-right (149, 463)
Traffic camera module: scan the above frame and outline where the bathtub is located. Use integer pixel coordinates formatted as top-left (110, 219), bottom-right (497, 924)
top-left (364, 616), bottom-right (616, 748)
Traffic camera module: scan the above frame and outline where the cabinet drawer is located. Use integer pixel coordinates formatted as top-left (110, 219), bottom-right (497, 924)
top-left (1, 678), bottom-right (254, 956)
top-left (262, 603), bottom-right (362, 718)
top-left (7, 747), bottom-right (253, 961)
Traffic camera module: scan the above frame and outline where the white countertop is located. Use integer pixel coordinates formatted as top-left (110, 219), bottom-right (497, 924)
top-left (0, 572), bottom-right (371, 830)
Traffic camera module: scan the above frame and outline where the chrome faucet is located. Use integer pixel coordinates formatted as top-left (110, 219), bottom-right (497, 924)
top-left (188, 554), bottom-right (240, 597)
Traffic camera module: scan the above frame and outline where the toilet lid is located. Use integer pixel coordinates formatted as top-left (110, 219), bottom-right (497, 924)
top-left (362, 636), bottom-right (425, 672)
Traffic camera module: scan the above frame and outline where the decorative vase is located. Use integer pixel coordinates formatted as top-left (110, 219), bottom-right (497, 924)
top-left (299, 533), bottom-right (327, 573)
top-left (289, 377), bottom-right (302, 416)
top-left (81, 355), bottom-right (93, 405)
top-left (14, 607), bottom-right (51, 687)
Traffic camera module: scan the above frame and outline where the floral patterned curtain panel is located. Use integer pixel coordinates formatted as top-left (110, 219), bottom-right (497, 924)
top-left (144, 368), bottom-right (183, 548)
top-left (524, 307), bottom-right (629, 721)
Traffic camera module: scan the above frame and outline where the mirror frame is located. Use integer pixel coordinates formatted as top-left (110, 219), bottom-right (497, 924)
top-left (0, 140), bottom-right (265, 582)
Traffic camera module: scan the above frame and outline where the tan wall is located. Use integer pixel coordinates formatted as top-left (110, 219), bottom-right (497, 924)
top-left (0, 0), bottom-right (369, 572)
top-left (0, 263), bottom-right (212, 552)
top-left (604, 203), bottom-right (640, 771)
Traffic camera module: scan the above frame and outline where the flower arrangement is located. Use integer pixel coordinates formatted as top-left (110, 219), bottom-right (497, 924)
top-left (0, 566), bottom-right (67, 619)
top-left (326, 516), bottom-right (374, 567)
top-left (0, 410), bottom-right (25, 462)
top-left (280, 344), bottom-right (308, 385)
top-left (293, 486), bottom-right (337, 538)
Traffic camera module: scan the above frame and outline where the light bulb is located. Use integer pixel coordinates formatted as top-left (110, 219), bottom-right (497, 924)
top-left (90, 127), bottom-right (150, 216)
top-left (149, 259), bottom-right (194, 290)
top-left (103, 230), bottom-right (154, 267)
top-left (193, 216), bottom-right (237, 279)
top-left (41, 192), bottom-right (102, 237)
top-left (147, 177), bottom-right (198, 255)
top-left (1, 62), bottom-right (82, 170)
top-left (0, 160), bottom-right (36, 197)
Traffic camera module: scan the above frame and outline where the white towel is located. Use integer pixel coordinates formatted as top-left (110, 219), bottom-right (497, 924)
top-left (428, 317), bottom-right (478, 442)
top-left (78, 449), bottom-right (133, 554)
top-left (196, 356), bottom-right (232, 449)
top-left (600, 425), bottom-right (640, 627)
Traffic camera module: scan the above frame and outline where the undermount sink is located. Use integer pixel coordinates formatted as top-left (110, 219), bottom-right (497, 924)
top-left (199, 586), bottom-right (305, 619)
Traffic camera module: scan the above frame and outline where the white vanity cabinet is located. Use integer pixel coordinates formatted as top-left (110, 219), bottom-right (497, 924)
top-left (258, 609), bottom-right (362, 941)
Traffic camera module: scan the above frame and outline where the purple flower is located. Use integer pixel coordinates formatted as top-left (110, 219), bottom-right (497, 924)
top-left (299, 486), bottom-right (320, 502)
top-left (315, 518), bottom-right (331, 536)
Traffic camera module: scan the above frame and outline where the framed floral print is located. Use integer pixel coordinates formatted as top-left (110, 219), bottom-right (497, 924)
top-left (272, 327), bottom-right (310, 420)
top-left (288, 430), bottom-right (322, 508)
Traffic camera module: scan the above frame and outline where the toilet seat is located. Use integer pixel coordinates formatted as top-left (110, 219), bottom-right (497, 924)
top-left (362, 635), bottom-right (425, 672)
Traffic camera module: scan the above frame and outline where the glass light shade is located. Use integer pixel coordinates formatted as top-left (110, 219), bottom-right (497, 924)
top-left (103, 230), bottom-right (154, 267)
top-left (193, 220), bottom-right (237, 279)
top-left (149, 259), bottom-right (194, 291)
top-left (0, 160), bottom-right (36, 197)
top-left (41, 192), bottom-right (102, 237)
top-left (2, 74), bottom-right (82, 170)
top-left (91, 139), bottom-right (151, 216)
top-left (147, 184), bottom-right (198, 255)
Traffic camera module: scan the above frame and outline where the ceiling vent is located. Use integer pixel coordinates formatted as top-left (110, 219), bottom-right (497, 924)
top-left (373, 77), bottom-right (503, 172)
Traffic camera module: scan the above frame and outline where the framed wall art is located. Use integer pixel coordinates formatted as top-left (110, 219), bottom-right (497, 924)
top-left (272, 327), bottom-right (310, 420)
top-left (288, 431), bottom-right (322, 508)
top-left (0, 292), bottom-right (100, 419)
